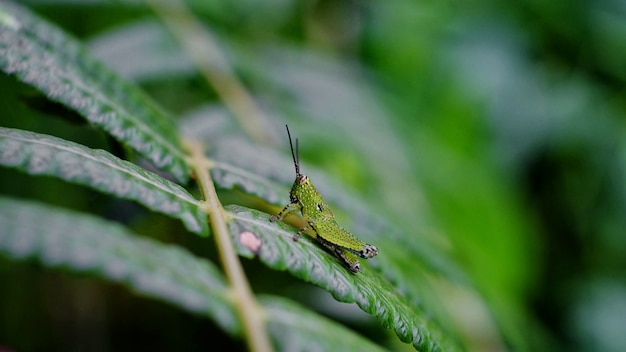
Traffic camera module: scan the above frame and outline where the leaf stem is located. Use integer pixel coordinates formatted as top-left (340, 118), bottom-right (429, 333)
top-left (185, 140), bottom-right (272, 352)
top-left (147, 0), bottom-right (273, 144)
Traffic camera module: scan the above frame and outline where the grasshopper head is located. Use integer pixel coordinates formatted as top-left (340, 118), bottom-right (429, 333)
top-left (290, 173), bottom-right (313, 202)
top-left (296, 174), bottom-right (309, 185)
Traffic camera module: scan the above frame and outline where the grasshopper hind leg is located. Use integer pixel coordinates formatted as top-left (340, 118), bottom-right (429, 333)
top-left (292, 225), bottom-right (310, 241)
top-left (315, 234), bottom-right (361, 273)
top-left (359, 244), bottom-right (378, 259)
top-left (334, 247), bottom-right (361, 273)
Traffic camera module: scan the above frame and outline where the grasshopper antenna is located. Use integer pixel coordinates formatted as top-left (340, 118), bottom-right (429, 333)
top-left (285, 124), bottom-right (300, 175)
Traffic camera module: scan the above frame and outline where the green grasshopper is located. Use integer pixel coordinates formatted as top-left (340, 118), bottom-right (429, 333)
top-left (270, 125), bottom-right (378, 273)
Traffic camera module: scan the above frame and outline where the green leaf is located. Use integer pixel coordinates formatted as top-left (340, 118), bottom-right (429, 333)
top-left (260, 295), bottom-right (387, 352)
top-left (88, 19), bottom-right (195, 82)
top-left (90, 22), bottom-right (468, 337)
top-left (0, 196), bottom-right (236, 334)
top-left (185, 133), bottom-right (293, 206)
top-left (226, 205), bottom-right (460, 352)
top-left (203, 133), bottom-right (462, 272)
top-left (0, 1), bottom-right (190, 182)
top-left (203, 133), bottom-right (466, 298)
top-left (0, 196), bottom-right (394, 350)
top-left (0, 127), bottom-right (208, 236)
top-left (178, 122), bottom-right (466, 345)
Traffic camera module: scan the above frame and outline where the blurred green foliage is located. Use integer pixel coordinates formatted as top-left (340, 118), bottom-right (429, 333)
top-left (1, 0), bottom-right (626, 351)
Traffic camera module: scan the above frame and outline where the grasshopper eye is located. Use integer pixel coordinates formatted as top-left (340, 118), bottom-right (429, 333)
top-left (316, 203), bottom-right (323, 212)
top-left (298, 175), bottom-right (309, 185)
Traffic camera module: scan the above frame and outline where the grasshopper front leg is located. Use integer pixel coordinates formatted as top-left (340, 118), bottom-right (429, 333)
top-left (271, 201), bottom-right (308, 241)
top-left (270, 202), bottom-right (300, 222)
